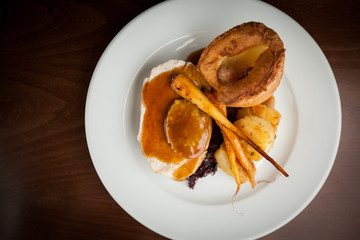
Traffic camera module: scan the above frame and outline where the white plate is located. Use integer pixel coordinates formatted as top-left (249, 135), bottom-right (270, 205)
top-left (85, 0), bottom-right (341, 239)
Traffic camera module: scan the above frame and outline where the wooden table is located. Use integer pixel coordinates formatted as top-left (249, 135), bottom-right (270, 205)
top-left (1, 0), bottom-right (359, 239)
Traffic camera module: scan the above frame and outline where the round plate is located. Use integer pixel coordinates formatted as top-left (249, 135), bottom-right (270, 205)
top-left (85, 0), bottom-right (341, 239)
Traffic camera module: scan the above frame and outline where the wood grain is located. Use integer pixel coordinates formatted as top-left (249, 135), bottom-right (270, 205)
top-left (0, 0), bottom-right (359, 239)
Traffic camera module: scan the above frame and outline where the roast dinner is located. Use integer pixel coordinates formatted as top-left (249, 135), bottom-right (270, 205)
top-left (137, 22), bottom-right (288, 197)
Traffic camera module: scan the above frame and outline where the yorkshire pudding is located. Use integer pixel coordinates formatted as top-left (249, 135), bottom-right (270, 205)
top-left (197, 22), bottom-right (285, 107)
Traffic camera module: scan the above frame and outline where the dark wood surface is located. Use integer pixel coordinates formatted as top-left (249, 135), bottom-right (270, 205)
top-left (1, 0), bottom-right (359, 239)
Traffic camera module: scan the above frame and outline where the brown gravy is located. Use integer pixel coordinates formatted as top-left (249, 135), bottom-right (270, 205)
top-left (140, 68), bottom-right (183, 164)
top-left (186, 48), bottom-right (204, 66)
top-left (140, 65), bottom-right (210, 167)
top-left (166, 99), bottom-right (211, 159)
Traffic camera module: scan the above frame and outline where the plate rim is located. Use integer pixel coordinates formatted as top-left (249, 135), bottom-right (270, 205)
top-left (85, 0), bottom-right (342, 239)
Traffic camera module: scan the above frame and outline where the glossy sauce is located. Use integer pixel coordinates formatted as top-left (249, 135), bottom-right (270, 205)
top-left (166, 99), bottom-right (211, 159)
top-left (140, 66), bottom-right (211, 167)
top-left (140, 68), bottom-right (182, 164)
top-left (186, 48), bottom-right (204, 66)
top-left (172, 155), bottom-right (204, 180)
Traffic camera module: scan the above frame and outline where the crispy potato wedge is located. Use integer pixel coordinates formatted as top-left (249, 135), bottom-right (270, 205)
top-left (251, 104), bottom-right (281, 131)
top-left (235, 116), bottom-right (275, 161)
top-left (215, 143), bottom-right (256, 184)
top-left (236, 104), bottom-right (281, 131)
